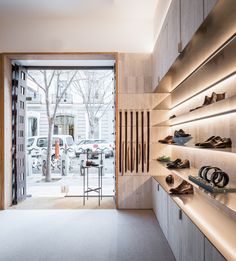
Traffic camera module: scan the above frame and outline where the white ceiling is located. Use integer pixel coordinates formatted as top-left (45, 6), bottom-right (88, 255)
top-left (0, 0), bottom-right (159, 19)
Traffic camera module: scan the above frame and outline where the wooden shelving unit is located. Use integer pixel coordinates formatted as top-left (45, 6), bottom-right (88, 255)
top-left (155, 161), bottom-right (236, 214)
top-left (153, 93), bottom-right (236, 127)
top-left (152, 33), bottom-right (236, 217)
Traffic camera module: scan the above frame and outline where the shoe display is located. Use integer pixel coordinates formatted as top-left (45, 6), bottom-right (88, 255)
top-left (196, 136), bottom-right (232, 148)
top-left (190, 92), bottom-right (226, 112)
top-left (158, 135), bottom-right (174, 144)
top-left (166, 158), bottom-right (181, 167)
top-left (195, 136), bottom-right (215, 146)
top-left (167, 159), bottom-right (190, 169)
top-left (86, 160), bottom-right (99, 167)
top-left (173, 129), bottom-right (192, 145)
top-left (174, 129), bottom-right (190, 138)
top-left (166, 174), bottom-right (174, 184)
top-left (169, 180), bottom-right (194, 194)
top-left (157, 156), bottom-right (171, 162)
top-left (169, 114), bottom-right (176, 119)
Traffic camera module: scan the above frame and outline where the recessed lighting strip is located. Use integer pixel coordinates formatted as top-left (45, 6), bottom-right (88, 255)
top-left (170, 109), bottom-right (236, 127)
top-left (170, 32), bottom-right (236, 93)
top-left (171, 71), bottom-right (236, 110)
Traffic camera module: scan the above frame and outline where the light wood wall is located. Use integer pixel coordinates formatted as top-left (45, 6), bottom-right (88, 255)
top-left (117, 53), bottom-right (170, 209)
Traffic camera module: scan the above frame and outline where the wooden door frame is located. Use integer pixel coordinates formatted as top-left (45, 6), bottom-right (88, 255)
top-left (0, 52), bottom-right (119, 210)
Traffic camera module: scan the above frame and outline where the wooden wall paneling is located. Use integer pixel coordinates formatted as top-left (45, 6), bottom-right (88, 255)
top-left (204, 237), bottom-right (226, 261)
top-left (204, 0), bottom-right (218, 19)
top-left (182, 212), bottom-right (205, 261)
top-left (155, 1), bottom-right (236, 94)
top-left (0, 55), bottom-right (4, 209)
top-left (118, 53), bottom-right (152, 94)
top-left (118, 176), bottom-right (152, 209)
top-left (166, 0), bottom-right (181, 71)
top-left (118, 93), bottom-right (168, 110)
top-left (152, 37), bottom-right (161, 90)
top-left (167, 196), bottom-right (182, 260)
top-left (180, 0), bottom-right (204, 51)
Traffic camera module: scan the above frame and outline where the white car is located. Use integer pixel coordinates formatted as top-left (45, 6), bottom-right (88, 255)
top-left (27, 135), bottom-right (77, 158)
top-left (77, 139), bottom-right (114, 158)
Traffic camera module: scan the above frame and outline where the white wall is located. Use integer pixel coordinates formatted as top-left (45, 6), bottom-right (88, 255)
top-left (0, 17), bottom-right (153, 53)
top-left (0, 1), bottom-right (172, 53)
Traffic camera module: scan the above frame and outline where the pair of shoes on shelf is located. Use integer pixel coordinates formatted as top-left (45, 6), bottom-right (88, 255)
top-left (195, 136), bottom-right (232, 148)
top-left (174, 129), bottom-right (190, 138)
top-left (157, 155), bottom-right (171, 162)
top-left (158, 129), bottom-right (192, 145)
top-left (169, 180), bottom-right (193, 194)
top-left (190, 92), bottom-right (225, 112)
top-left (173, 129), bottom-right (192, 145)
top-left (166, 159), bottom-right (190, 169)
top-left (158, 135), bottom-right (175, 144)
top-left (86, 160), bottom-right (99, 167)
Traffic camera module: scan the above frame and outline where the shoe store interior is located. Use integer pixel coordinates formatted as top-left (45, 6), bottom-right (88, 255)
top-left (0, 0), bottom-right (236, 261)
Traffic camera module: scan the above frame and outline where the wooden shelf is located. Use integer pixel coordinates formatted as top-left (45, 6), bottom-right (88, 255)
top-left (152, 95), bottom-right (171, 110)
top-left (156, 161), bottom-right (200, 189)
top-left (153, 94), bottom-right (236, 127)
top-left (155, 161), bottom-right (236, 214)
top-left (158, 142), bottom-right (236, 154)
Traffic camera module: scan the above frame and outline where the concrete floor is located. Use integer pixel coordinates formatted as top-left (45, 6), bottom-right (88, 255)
top-left (10, 196), bottom-right (115, 209)
top-left (0, 210), bottom-right (175, 261)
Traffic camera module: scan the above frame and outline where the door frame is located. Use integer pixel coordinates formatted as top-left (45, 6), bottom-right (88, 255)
top-left (0, 52), bottom-right (119, 209)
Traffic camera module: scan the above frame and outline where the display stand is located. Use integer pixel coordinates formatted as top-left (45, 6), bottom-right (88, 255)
top-left (79, 148), bottom-right (108, 206)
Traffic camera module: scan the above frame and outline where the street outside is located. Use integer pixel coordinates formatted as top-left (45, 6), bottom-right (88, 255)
top-left (27, 155), bottom-right (115, 197)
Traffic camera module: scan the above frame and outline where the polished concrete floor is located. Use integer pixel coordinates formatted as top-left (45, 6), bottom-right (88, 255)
top-left (0, 210), bottom-right (175, 261)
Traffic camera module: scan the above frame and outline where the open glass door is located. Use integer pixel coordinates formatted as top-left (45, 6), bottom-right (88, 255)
top-left (12, 64), bottom-right (27, 204)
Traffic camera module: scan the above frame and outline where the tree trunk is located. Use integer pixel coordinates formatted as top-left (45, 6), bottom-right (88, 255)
top-left (46, 120), bottom-right (54, 182)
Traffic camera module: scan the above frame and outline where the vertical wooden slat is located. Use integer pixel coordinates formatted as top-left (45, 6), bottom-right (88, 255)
top-left (136, 111), bottom-right (139, 173)
top-left (119, 111), bottom-right (122, 173)
top-left (141, 111), bottom-right (144, 173)
top-left (130, 111), bottom-right (133, 173)
top-left (125, 111), bottom-right (128, 173)
top-left (147, 111), bottom-right (150, 173)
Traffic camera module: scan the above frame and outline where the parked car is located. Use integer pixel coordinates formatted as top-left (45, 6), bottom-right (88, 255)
top-left (27, 135), bottom-right (77, 158)
top-left (77, 139), bottom-right (114, 158)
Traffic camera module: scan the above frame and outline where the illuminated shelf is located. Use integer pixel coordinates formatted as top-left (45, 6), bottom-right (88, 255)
top-left (153, 94), bottom-right (236, 127)
top-left (157, 142), bottom-right (235, 154)
top-left (155, 161), bottom-right (236, 214)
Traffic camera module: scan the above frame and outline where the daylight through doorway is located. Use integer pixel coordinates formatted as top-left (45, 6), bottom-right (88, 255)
top-left (24, 67), bottom-right (115, 206)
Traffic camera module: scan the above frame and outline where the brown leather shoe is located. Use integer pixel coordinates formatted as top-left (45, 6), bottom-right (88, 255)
top-left (216, 92), bottom-right (225, 102)
top-left (214, 138), bottom-right (232, 148)
top-left (202, 95), bottom-right (212, 106)
top-left (169, 180), bottom-right (193, 194)
top-left (158, 135), bottom-right (173, 144)
top-left (195, 136), bottom-right (215, 146)
top-left (199, 136), bottom-right (222, 148)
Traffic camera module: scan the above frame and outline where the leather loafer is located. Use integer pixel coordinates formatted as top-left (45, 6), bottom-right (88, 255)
top-left (169, 180), bottom-right (193, 194)
top-left (158, 135), bottom-right (174, 144)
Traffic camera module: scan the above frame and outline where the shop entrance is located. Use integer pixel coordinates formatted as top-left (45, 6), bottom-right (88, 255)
top-left (9, 58), bottom-right (116, 209)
